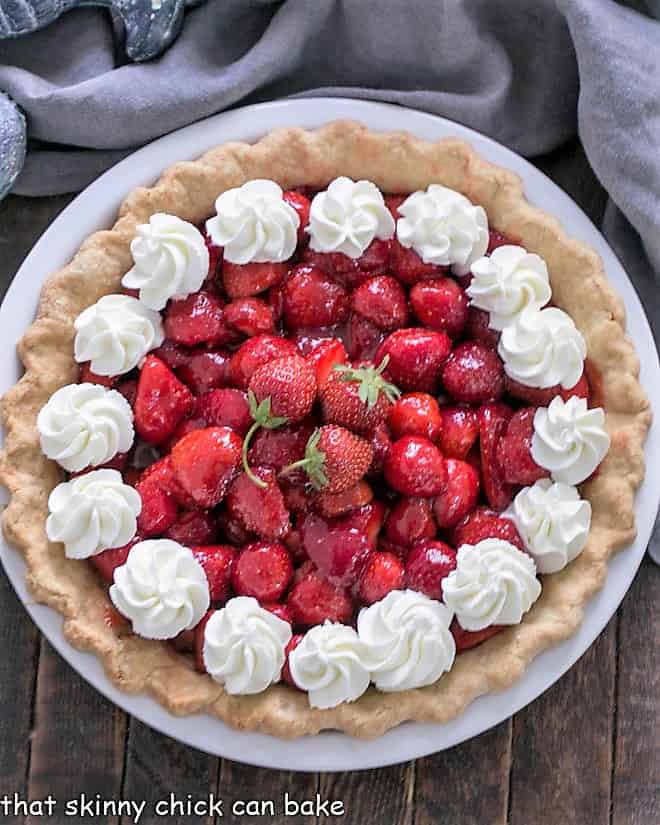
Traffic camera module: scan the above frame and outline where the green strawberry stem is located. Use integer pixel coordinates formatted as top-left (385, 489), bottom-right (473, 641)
top-left (279, 428), bottom-right (329, 490)
top-left (242, 391), bottom-right (289, 489)
top-left (332, 354), bottom-right (401, 408)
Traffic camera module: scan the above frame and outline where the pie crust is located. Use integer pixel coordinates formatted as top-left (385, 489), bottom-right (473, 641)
top-left (0, 122), bottom-right (650, 738)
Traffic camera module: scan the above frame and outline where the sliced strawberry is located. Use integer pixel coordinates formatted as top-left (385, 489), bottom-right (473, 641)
top-left (352, 275), bottom-right (409, 331)
top-left (171, 426), bottom-right (242, 508)
top-left (79, 362), bottom-right (116, 387)
top-left (438, 406), bottom-right (479, 459)
top-left (442, 342), bottom-right (504, 404)
top-left (487, 229), bottom-right (518, 253)
top-left (248, 422), bottom-right (314, 472)
top-left (358, 551), bottom-right (405, 605)
top-left (300, 512), bottom-right (373, 588)
top-left (138, 455), bottom-right (194, 508)
top-left (496, 407), bottom-right (550, 486)
top-left (452, 507), bottom-right (524, 551)
top-left (388, 392), bottom-right (442, 443)
top-left (231, 541), bottom-right (293, 602)
top-left (283, 265), bottom-right (350, 331)
top-left (165, 508), bottom-right (218, 546)
top-left (335, 501), bottom-right (387, 549)
top-left (478, 403), bottom-right (515, 510)
top-left (302, 239), bottom-right (391, 287)
top-left (90, 538), bottom-right (139, 584)
top-left (176, 349), bottom-right (231, 395)
top-left (167, 416), bottom-right (204, 449)
top-left (216, 507), bottom-right (254, 547)
top-left (224, 298), bottom-right (275, 337)
top-left (134, 355), bottom-right (194, 445)
top-left (262, 602), bottom-right (294, 625)
top-left (384, 194), bottom-right (406, 221)
top-left (433, 458), bottom-right (480, 529)
top-left (385, 496), bottom-right (436, 547)
top-left (315, 480), bottom-right (373, 518)
top-left (281, 633), bottom-right (305, 687)
top-left (405, 540), bottom-right (457, 600)
top-left (376, 328), bottom-right (452, 393)
top-left (344, 312), bottom-right (385, 361)
top-left (135, 479), bottom-right (178, 536)
top-left (226, 467), bottom-right (291, 541)
top-left (464, 306), bottom-right (500, 349)
top-left (367, 423), bottom-right (392, 476)
top-left (451, 620), bottom-right (503, 652)
top-left (203, 229), bottom-right (223, 281)
top-left (222, 261), bottom-right (288, 299)
top-left (305, 338), bottom-right (348, 387)
top-left (287, 570), bottom-right (354, 627)
top-left (164, 291), bottom-right (236, 347)
top-left (115, 379), bottom-right (138, 408)
top-left (410, 278), bottom-right (469, 338)
top-left (194, 609), bottom-right (215, 672)
top-left (505, 373), bottom-right (590, 407)
top-left (195, 388), bottom-right (251, 435)
top-left (390, 238), bottom-right (444, 284)
top-left (283, 190), bottom-right (311, 243)
top-left (229, 334), bottom-right (298, 390)
top-left (384, 435), bottom-right (447, 497)
top-left (151, 339), bottom-right (190, 371)
top-left (191, 544), bottom-right (235, 603)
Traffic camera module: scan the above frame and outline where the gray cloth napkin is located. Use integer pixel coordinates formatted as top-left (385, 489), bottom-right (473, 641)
top-left (0, 0), bottom-right (658, 551)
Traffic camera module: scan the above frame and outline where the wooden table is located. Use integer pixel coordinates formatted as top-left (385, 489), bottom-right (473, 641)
top-left (0, 139), bottom-right (657, 825)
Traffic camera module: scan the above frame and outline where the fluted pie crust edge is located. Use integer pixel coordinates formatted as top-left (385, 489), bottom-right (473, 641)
top-left (0, 122), bottom-right (651, 738)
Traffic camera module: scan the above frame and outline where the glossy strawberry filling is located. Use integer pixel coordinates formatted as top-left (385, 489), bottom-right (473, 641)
top-left (79, 189), bottom-right (594, 668)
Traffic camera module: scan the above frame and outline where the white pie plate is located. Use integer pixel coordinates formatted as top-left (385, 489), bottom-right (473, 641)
top-left (1, 98), bottom-right (658, 772)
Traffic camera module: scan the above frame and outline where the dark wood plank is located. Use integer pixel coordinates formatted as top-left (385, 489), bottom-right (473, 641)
top-left (218, 761), bottom-right (318, 825)
top-left (319, 762), bottom-right (414, 825)
top-left (414, 721), bottom-right (511, 825)
top-left (611, 557), bottom-right (660, 825)
top-left (26, 639), bottom-right (126, 825)
top-left (0, 571), bottom-right (40, 822)
top-left (120, 720), bottom-right (219, 825)
top-left (509, 618), bottom-right (617, 825)
top-left (0, 194), bottom-right (75, 299)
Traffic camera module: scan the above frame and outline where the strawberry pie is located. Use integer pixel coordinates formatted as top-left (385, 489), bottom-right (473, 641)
top-left (0, 123), bottom-right (650, 737)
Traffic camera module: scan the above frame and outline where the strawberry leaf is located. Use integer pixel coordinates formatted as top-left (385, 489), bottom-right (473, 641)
top-left (333, 356), bottom-right (401, 409)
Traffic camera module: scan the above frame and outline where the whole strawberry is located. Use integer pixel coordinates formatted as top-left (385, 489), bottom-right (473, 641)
top-left (281, 425), bottom-right (373, 494)
top-left (249, 355), bottom-right (317, 423)
top-left (241, 355), bottom-right (317, 489)
top-left (320, 356), bottom-right (400, 435)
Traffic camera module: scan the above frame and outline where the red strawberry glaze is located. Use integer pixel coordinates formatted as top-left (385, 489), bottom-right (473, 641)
top-left (78, 181), bottom-right (597, 684)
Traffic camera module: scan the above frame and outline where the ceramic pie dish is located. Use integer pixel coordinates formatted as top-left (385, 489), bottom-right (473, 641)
top-left (0, 100), bottom-right (656, 768)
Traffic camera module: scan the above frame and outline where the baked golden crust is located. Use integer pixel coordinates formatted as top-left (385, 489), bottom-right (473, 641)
top-left (0, 121), bottom-right (651, 738)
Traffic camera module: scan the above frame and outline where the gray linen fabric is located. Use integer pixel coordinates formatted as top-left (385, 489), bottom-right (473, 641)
top-left (0, 0), bottom-right (658, 549)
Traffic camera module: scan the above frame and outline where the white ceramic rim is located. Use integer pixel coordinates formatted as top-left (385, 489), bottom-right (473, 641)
top-left (1, 98), bottom-right (658, 772)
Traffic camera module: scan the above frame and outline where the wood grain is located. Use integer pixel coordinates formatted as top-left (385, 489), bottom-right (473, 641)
top-left (509, 619), bottom-right (617, 825)
top-left (319, 762), bottom-right (414, 825)
top-left (611, 557), bottom-right (660, 825)
top-left (119, 720), bottom-right (219, 825)
top-left (26, 639), bottom-right (126, 825)
top-left (218, 761), bottom-right (319, 825)
top-left (414, 721), bottom-right (512, 825)
top-left (0, 573), bottom-right (39, 825)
